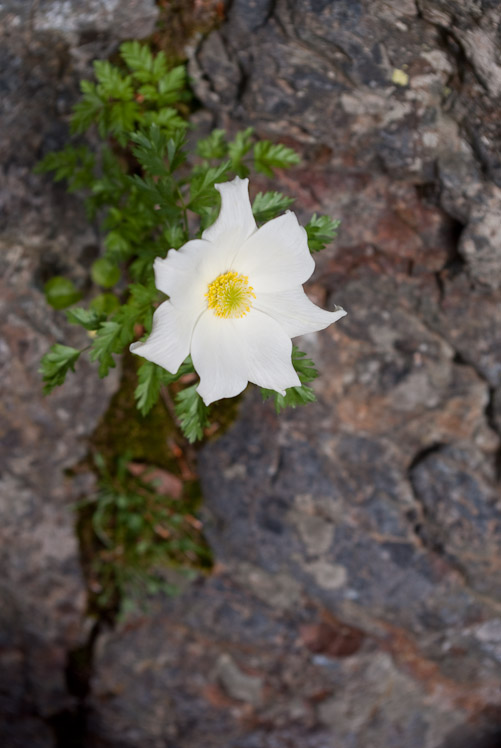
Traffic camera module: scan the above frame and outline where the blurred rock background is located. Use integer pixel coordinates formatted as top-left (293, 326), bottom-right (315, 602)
top-left (1, 0), bottom-right (501, 746)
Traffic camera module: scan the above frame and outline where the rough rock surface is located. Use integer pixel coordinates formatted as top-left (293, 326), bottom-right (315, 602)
top-left (0, 1), bottom-right (151, 744)
top-left (2, 0), bottom-right (501, 747)
top-left (89, 1), bottom-right (501, 747)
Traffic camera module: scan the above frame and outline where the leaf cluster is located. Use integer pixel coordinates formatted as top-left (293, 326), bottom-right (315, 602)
top-left (83, 453), bottom-right (210, 616)
top-left (37, 41), bottom-right (338, 441)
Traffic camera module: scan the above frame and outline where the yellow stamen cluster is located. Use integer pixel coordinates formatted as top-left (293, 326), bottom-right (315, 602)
top-left (206, 270), bottom-right (256, 319)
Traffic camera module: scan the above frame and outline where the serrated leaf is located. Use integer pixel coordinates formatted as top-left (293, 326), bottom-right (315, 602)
top-left (163, 223), bottom-right (186, 249)
top-left (90, 293), bottom-right (121, 315)
top-left (128, 174), bottom-right (178, 220)
top-left (252, 191), bottom-right (295, 222)
top-left (261, 382), bottom-right (317, 412)
top-left (174, 384), bottom-right (209, 443)
top-left (70, 80), bottom-right (103, 133)
top-left (253, 140), bottom-right (300, 177)
top-left (138, 83), bottom-right (158, 101)
top-left (35, 146), bottom-right (95, 192)
top-left (228, 127), bottom-right (254, 174)
top-left (128, 247), bottom-right (159, 283)
top-left (109, 100), bottom-right (140, 141)
top-left (114, 281), bottom-right (158, 341)
top-left (305, 214), bottom-right (340, 252)
top-left (196, 129), bottom-right (228, 160)
top-left (89, 321), bottom-right (122, 377)
top-left (166, 131), bottom-right (187, 172)
top-left (188, 160), bottom-right (231, 213)
top-left (120, 41), bottom-right (154, 79)
top-left (151, 52), bottom-right (168, 81)
top-left (91, 258), bottom-right (121, 288)
top-left (66, 307), bottom-right (105, 330)
top-left (94, 61), bottom-right (133, 101)
top-left (44, 277), bottom-right (82, 310)
top-left (143, 107), bottom-right (188, 134)
top-left (134, 360), bottom-right (165, 416)
top-left (40, 344), bottom-right (82, 394)
top-left (157, 66), bottom-right (186, 105)
top-left (261, 347), bottom-right (318, 413)
top-left (134, 356), bottom-right (194, 416)
top-left (131, 125), bottom-right (169, 176)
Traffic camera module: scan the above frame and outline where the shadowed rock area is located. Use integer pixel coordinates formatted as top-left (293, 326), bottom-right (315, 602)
top-left (2, 0), bottom-right (501, 746)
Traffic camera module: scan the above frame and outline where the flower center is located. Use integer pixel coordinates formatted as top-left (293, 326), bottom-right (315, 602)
top-left (206, 270), bottom-right (256, 319)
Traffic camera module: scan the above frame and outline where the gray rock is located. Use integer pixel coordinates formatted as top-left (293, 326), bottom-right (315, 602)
top-left (215, 653), bottom-right (263, 706)
top-left (409, 443), bottom-right (501, 598)
top-left (0, 0), bottom-right (132, 734)
top-left (1, 0), bottom-right (158, 68)
top-left (459, 188), bottom-right (501, 289)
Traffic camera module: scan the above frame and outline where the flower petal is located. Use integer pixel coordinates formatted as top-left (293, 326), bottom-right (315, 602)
top-left (254, 287), bottom-right (347, 338)
top-left (191, 309), bottom-right (301, 406)
top-left (154, 240), bottom-right (210, 310)
top-left (234, 211), bottom-right (315, 292)
top-left (201, 176), bottom-right (257, 249)
top-left (191, 312), bottom-right (249, 405)
top-left (130, 300), bottom-right (197, 374)
top-left (238, 310), bottom-right (301, 392)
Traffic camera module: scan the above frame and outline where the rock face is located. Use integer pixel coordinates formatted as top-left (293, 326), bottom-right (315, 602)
top-left (0, 1), bottom-right (154, 744)
top-left (189, 1), bottom-right (501, 744)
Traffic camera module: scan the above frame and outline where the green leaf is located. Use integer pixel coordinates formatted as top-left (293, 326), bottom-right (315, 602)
top-left (44, 277), bottom-right (82, 310)
top-left (261, 347), bottom-right (318, 413)
top-left (134, 357), bottom-right (194, 416)
top-left (89, 321), bottom-right (122, 377)
top-left (253, 140), bottom-right (300, 177)
top-left (104, 282), bottom-right (157, 357)
top-left (163, 223), bottom-right (186, 249)
top-left (157, 66), bottom-right (187, 105)
top-left (90, 293), bottom-right (121, 315)
top-left (127, 281), bottom-right (157, 315)
top-left (131, 125), bottom-right (169, 176)
top-left (120, 41), bottom-right (154, 80)
top-left (137, 83), bottom-right (158, 101)
top-left (143, 107), bottom-right (187, 134)
top-left (70, 80), bottom-right (104, 134)
top-left (127, 174), bottom-right (178, 221)
top-left (305, 214), bottom-right (340, 252)
top-left (40, 344), bottom-right (82, 394)
top-left (188, 160), bottom-right (231, 213)
top-left (104, 230), bottom-right (131, 261)
top-left (196, 129), bottom-right (228, 160)
top-left (134, 360), bottom-right (165, 416)
top-left (121, 42), bottom-right (182, 96)
top-left (92, 283), bottom-right (157, 373)
top-left (175, 384), bottom-right (209, 443)
top-left (66, 307), bottom-right (105, 330)
top-left (94, 60), bottom-right (133, 101)
top-left (35, 146), bottom-right (95, 192)
top-left (252, 191), bottom-right (295, 222)
top-left (228, 127), bottom-right (254, 175)
top-left (166, 131), bottom-right (187, 172)
top-left (91, 258), bottom-right (121, 288)
top-left (109, 100), bottom-right (140, 141)
top-left (128, 247), bottom-right (159, 283)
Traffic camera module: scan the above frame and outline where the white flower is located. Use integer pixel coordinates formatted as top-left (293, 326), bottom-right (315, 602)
top-left (130, 177), bottom-right (346, 405)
